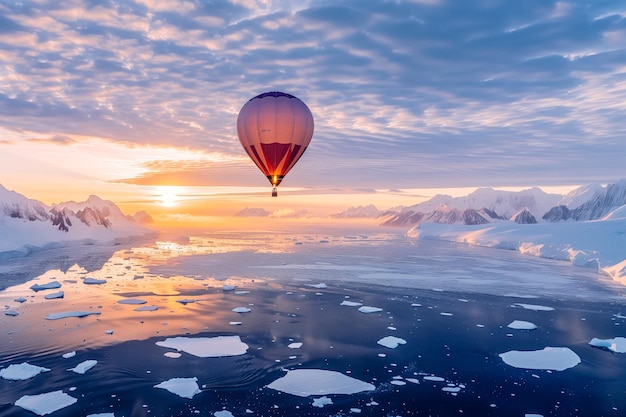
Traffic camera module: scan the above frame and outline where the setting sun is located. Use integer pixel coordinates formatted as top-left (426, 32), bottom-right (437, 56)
top-left (154, 186), bottom-right (185, 207)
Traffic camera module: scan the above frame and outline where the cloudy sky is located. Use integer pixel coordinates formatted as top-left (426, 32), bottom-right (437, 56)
top-left (1, 0), bottom-right (625, 218)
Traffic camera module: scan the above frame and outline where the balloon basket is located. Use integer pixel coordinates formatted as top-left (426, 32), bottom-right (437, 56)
top-left (272, 188), bottom-right (278, 197)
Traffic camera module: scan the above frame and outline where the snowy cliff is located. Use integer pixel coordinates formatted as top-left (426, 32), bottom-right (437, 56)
top-left (0, 185), bottom-right (157, 257)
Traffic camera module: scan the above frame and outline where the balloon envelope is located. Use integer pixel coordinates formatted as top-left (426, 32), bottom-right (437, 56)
top-left (237, 92), bottom-right (314, 193)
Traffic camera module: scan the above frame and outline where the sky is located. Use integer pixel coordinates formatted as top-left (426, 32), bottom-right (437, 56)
top-left (0, 0), bottom-right (625, 222)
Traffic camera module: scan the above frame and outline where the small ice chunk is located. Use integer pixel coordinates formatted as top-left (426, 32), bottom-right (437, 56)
top-left (5, 309), bottom-right (18, 316)
top-left (288, 342), bottom-right (303, 349)
top-left (508, 320), bottom-right (538, 330)
top-left (232, 307), bottom-right (251, 313)
top-left (104, 330), bottom-right (114, 335)
top-left (499, 347), bottom-right (580, 371)
top-left (341, 300), bottom-right (363, 307)
top-left (512, 303), bottom-right (554, 311)
top-left (229, 321), bottom-right (242, 326)
top-left (83, 278), bottom-right (107, 285)
top-left (309, 283), bottom-right (327, 289)
top-left (156, 336), bottom-right (249, 357)
top-left (214, 411), bottom-right (235, 417)
top-left (15, 390), bottom-right (77, 415)
top-left (377, 336), bottom-right (407, 349)
top-left (442, 386), bottom-right (461, 393)
top-left (350, 408), bottom-right (362, 413)
top-left (358, 306), bottom-right (383, 314)
top-left (164, 352), bottom-right (182, 359)
top-left (14, 297), bottom-right (27, 303)
top-left (589, 337), bottom-right (626, 353)
top-left (222, 285), bottom-right (236, 291)
top-left (235, 290), bottom-right (250, 295)
top-left (135, 305), bottom-right (159, 311)
top-left (86, 413), bottom-right (115, 417)
top-left (62, 351), bottom-right (76, 359)
top-left (0, 363), bottom-right (51, 380)
top-left (68, 360), bottom-right (98, 374)
top-left (176, 299), bottom-right (196, 305)
top-left (154, 377), bottom-right (201, 399)
top-left (423, 376), bottom-right (445, 382)
top-left (312, 396), bottom-right (333, 408)
top-left (266, 369), bottom-right (375, 397)
top-left (440, 312), bottom-right (453, 316)
top-left (44, 291), bottom-right (64, 300)
top-left (30, 281), bottom-right (62, 292)
top-left (118, 298), bottom-right (147, 305)
top-left (46, 311), bottom-right (101, 320)
top-left (390, 380), bottom-right (406, 386)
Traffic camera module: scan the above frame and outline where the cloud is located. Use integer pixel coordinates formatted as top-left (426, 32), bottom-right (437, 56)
top-left (0, 0), bottom-right (625, 193)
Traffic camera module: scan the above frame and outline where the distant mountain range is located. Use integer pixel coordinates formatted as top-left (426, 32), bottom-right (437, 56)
top-left (330, 179), bottom-right (626, 227)
top-left (0, 184), bottom-right (156, 256)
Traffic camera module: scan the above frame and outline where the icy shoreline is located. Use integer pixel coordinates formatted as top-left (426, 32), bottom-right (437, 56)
top-left (407, 218), bottom-right (626, 285)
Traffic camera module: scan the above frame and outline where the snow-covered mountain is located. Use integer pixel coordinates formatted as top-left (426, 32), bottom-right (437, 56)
top-left (330, 204), bottom-right (382, 219)
top-left (381, 187), bottom-right (561, 227)
top-left (0, 185), bottom-right (156, 257)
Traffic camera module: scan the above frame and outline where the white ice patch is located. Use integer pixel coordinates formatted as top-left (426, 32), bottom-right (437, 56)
top-left (15, 390), bottom-right (77, 416)
top-left (312, 396), bottom-right (333, 408)
top-left (232, 307), bottom-right (251, 313)
top-left (44, 291), bottom-right (64, 299)
top-left (164, 352), bottom-right (182, 359)
top-left (340, 300), bottom-right (362, 307)
top-left (508, 320), bottom-right (538, 330)
top-left (589, 337), bottom-right (626, 353)
top-left (62, 351), bottom-right (76, 359)
top-left (309, 283), bottom-right (327, 289)
top-left (266, 369), bottom-right (375, 397)
top-left (155, 336), bottom-right (248, 358)
top-left (499, 347), bottom-right (580, 371)
top-left (30, 281), bottom-right (62, 292)
top-left (512, 303), bottom-right (555, 311)
top-left (68, 360), bottom-right (98, 374)
top-left (46, 311), bottom-right (101, 320)
top-left (83, 278), bottom-right (107, 285)
top-left (288, 342), bottom-right (303, 349)
top-left (0, 363), bottom-right (50, 381)
top-left (117, 298), bottom-right (147, 305)
top-left (358, 306), bottom-right (383, 314)
top-left (154, 377), bottom-right (201, 399)
top-left (86, 413), bottom-right (115, 417)
top-left (423, 376), bottom-right (445, 382)
top-left (377, 336), bottom-right (407, 349)
top-left (135, 305), bottom-right (159, 311)
top-left (214, 411), bottom-right (235, 417)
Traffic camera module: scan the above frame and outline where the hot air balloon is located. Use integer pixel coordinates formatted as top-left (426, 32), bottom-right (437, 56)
top-left (237, 91), bottom-right (314, 197)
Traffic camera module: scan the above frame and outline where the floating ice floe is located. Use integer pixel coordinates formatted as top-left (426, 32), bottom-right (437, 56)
top-left (117, 298), bottom-right (147, 305)
top-left (309, 283), bottom-right (327, 289)
top-left (154, 377), bottom-right (201, 399)
top-left (288, 342), bottom-right (303, 349)
top-left (358, 306), bottom-right (383, 314)
top-left (14, 297), bottom-right (27, 303)
top-left (512, 303), bottom-right (555, 311)
top-left (222, 284), bottom-right (236, 291)
top-left (15, 390), bottom-right (77, 416)
top-left (508, 320), bottom-right (538, 330)
top-left (164, 352), bottom-right (182, 358)
top-left (4, 309), bottom-right (18, 316)
top-left (68, 360), bottom-right (98, 374)
top-left (312, 396), bottom-right (333, 408)
top-left (232, 307), bottom-right (251, 313)
top-left (214, 411), bottom-right (235, 417)
top-left (0, 362), bottom-right (51, 380)
top-left (135, 305), bottom-right (159, 311)
top-left (44, 291), bottom-right (64, 300)
top-left (377, 336), bottom-right (407, 349)
top-left (46, 311), bottom-right (101, 320)
top-left (340, 300), bottom-right (363, 307)
top-left (156, 336), bottom-right (249, 357)
top-left (176, 299), bottom-right (196, 305)
top-left (423, 376), bottom-right (445, 382)
top-left (266, 369), bottom-right (375, 397)
top-left (499, 347), bottom-right (580, 371)
top-left (30, 281), bottom-right (62, 292)
top-left (83, 278), bottom-right (107, 285)
top-left (589, 337), bottom-right (626, 353)
top-left (86, 413), bottom-right (115, 417)
top-left (62, 351), bottom-right (76, 359)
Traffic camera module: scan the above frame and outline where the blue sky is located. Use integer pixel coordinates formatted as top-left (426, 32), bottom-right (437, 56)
top-left (0, 0), bottom-right (625, 208)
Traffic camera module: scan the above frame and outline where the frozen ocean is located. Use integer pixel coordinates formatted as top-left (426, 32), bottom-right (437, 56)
top-left (2, 225), bottom-right (626, 416)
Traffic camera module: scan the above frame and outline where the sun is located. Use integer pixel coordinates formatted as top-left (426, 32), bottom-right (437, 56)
top-left (154, 186), bottom-right (184, 207)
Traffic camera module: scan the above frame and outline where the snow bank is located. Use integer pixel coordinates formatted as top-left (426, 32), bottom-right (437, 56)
top-left (266, 369), bottom-right (375, 397)
top-left (407, 216), bottom-right (626, 285)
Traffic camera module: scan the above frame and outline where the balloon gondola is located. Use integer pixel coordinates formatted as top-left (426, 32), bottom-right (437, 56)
top-left (236, 91), bottom-right (314, 197)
